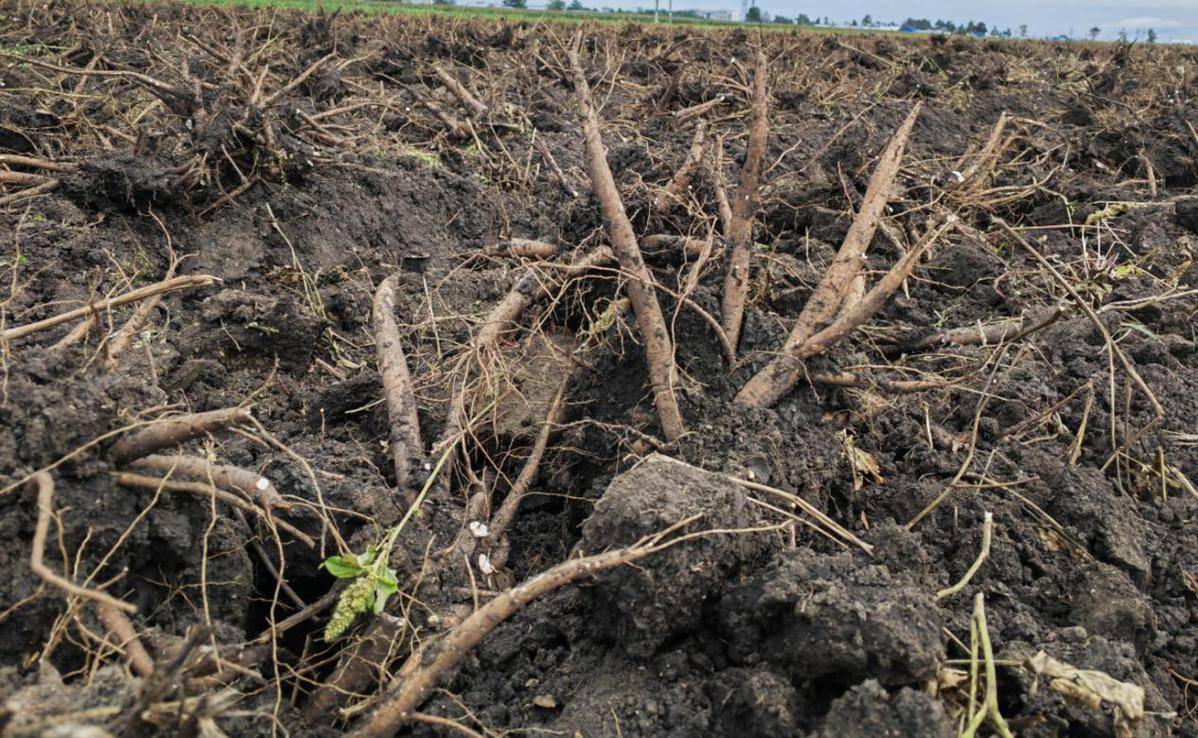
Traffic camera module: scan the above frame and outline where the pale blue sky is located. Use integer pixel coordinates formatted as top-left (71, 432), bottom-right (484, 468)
top-left (606, 0), bottom-right (1198, 41)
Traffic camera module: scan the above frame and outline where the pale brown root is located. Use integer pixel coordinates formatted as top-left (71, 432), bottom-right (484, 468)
top-left (707, 134), bottom-right (733, 235)
top-left (96, 602), bottom-right (155, 676)
top-left (104, 256), bottom-right (179, 369)
top-left (109, 407), bottom-right (254, 463)
top-left (486, 239), bottom-right (558, 259)
top-left (641, 234), bottom-right (708, 258)
top-left (735, 216), bottom-right (951, 408)
top-left (373, 275), bottom-right (423, 494)
top-left (533, 135), bottom-right (578, 198)
top-left (886, 306), bottom-right (1063, 354)
top-left (434, 65), bottom-right (489, 118)
top-left (0, 170), bottom-right (54, 187)
top-left (720, 49), bottom-right (769, 353)
top-left (935, 511), bottom-right (993, 601)
top-left (771, 103), bottom-right (922, 360)
top-left (487, 378), bottom-right (570, 566)
top-left (569, 39), bottom-right (684, 442)
top-left (806, 370), bottom-right (949, 393)
top-left (0, 179), bottom-right (59, 206)
top-left (306, 614), bottom-right (405, 721)
top-left (0, 154), bottom-right (80, 172)
top-left (127, 453), bottom-right (292, 514)
top-left (653, 119), bottom-right (708, 213)
top-left (347, 530), bottom-right (692, 738)
top-left (674, 95), bottom-right (724, 123)
top-left (1, 274), bottom-right (217, 343)
top-left (113, 471), bottom-right (315, 548)
top-left (28, 472), bottom-right (138, 614)
top-left (952, 111), bottom-right (1009, 189)
top-left (838, 274), bottom-right (867, 318)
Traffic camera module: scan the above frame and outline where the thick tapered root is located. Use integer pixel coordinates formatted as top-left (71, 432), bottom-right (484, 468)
top-left (569, 38), bottom-right (684, 442)
top-left (720, 49), bottom-right (770, 352)
top-left (373, 275), bottom-right (423, 493)
top-left (735, 216), bottom-right (951, 408)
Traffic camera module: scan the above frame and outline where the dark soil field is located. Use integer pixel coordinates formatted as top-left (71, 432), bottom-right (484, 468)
top-left (2, 3), bottom-right (1198, 736)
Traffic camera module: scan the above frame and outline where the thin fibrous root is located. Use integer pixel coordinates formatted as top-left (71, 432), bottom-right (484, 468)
top-left (569, 35), bottom-right (684, 442)
top-left (109, 407), bottom-right (254, 464)
top-left (721, 49), bottom-right (769, 353)
top-left (487, 376), bottom-right (571, 568)
top-left (126, 453), bottom-right (292, 514)
top-left (28, 472), bottom-right (137, 614)
top-left (653, 119), bottom-right (708, 214)
top-left (373, 275), bottom-right (423, 496)
top-left (735, 215), bottom-right (952, 408)
top-left (346, 517), bottom-right (705, 738)
top-left (113, 471), bottom-right (314, 548)
top-left (1, 274), bottom-right (217, 343)
top-left (433, 246), bottom-right (615, 462)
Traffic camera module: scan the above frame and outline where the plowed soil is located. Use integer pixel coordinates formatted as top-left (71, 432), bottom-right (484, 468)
top-left (2, 4), bottom-right (1198, 737)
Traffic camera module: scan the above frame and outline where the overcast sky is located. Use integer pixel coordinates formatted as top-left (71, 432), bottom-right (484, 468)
top-left (628, 0), bottom-right (1198, 41)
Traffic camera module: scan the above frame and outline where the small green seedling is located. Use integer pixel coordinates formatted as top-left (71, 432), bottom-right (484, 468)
top-left (321, 545), bottom-right (399, 641)
top-left (319, 442), bottom-right (455, 641)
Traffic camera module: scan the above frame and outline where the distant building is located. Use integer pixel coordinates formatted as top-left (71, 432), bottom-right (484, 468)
top-left (899, 24), bottom-right (919, 32)
top-left (696, 9), bottom-right (734, 20)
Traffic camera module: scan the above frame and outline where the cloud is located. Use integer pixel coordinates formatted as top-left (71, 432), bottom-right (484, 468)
top-left (1107, 16), bottom-right (1183, 29)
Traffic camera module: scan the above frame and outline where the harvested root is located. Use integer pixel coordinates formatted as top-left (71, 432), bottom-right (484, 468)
top-left (1, 275), bottom-right (217, 343)
top-left (29, 472), bottom-right (137, 614)
top-left (653, 120), bottom-right (708, 213)
top-left (433, 64), bottom-right (489, 118)
top-left (96, 603), bottom-right (155, 676)
top-left (126, 454), bottom-right (291, 514)
top-left (109, 407), bottom-right (253, 464)
top-left (735, 215), bottom-right (951, 408)
top-left (373, 276), bottom-right (423, 494)
top-left (569, 38), bottom-right (684, 442)
top-left (347, 520), bottom-right (701, 738)
top-left (885, 306), bottom-right (1063, 355)
top-left (766, 102), bottom-right (921, 364)
top-left (485, 239), bottom-right (558, 259)
top-left (641, 233), bottom-right (709, 258)
top-left (721, 49), bottom-right (770, 352)
top-left (674, 95), bottom-right (724, 123)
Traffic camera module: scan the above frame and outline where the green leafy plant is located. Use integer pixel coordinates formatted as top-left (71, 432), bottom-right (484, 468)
top-left (321, 545), bottom-right (399, 640)
top-left (320, 444), bottom-right (453, 640)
